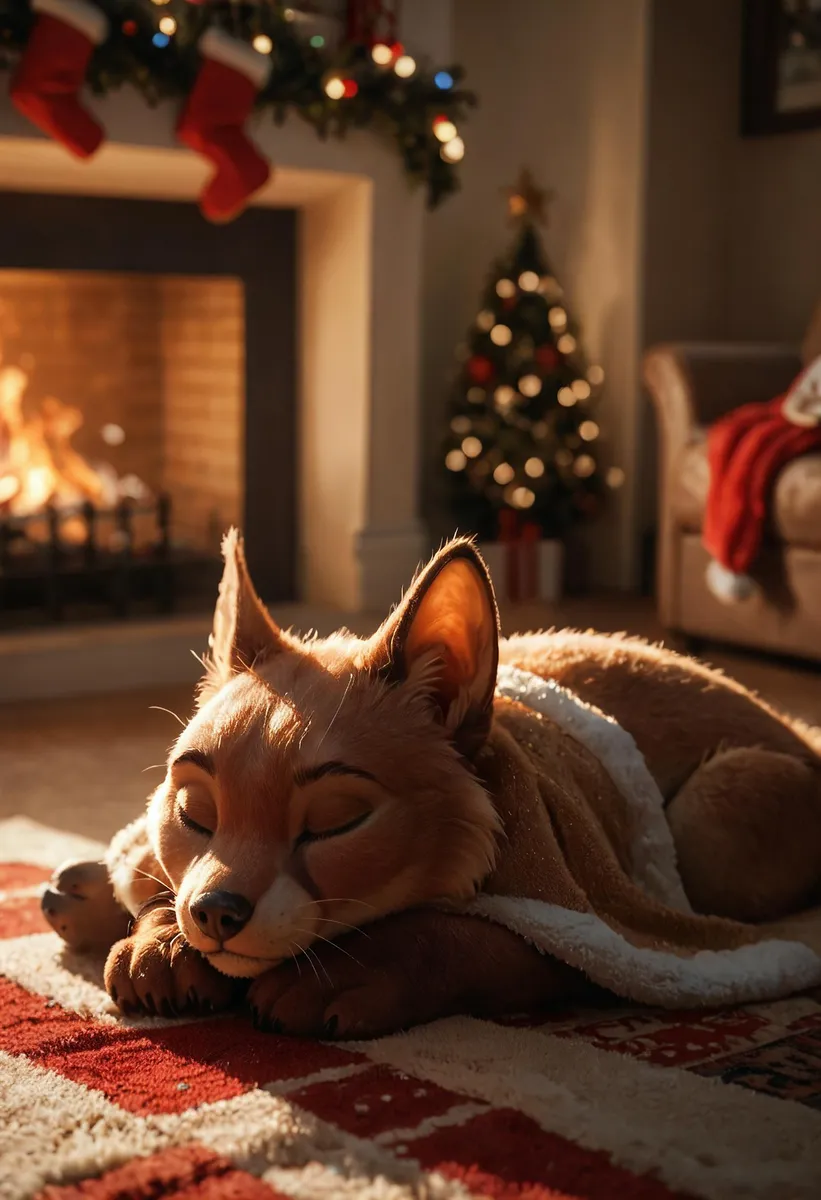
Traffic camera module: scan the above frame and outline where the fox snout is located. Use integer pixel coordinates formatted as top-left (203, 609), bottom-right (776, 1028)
top-left (190, 890), bottom-right (254, 942)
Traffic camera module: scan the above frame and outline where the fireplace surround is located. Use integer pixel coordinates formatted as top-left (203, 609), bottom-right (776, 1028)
top-left (0, 84), bottom-right (430, 693)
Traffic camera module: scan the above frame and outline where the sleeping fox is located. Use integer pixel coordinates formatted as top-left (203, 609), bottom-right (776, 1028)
top-left (42, 532), bottom-right (821, 1036)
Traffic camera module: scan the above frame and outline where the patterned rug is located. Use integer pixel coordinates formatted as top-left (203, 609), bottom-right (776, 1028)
top-left (2, 817), bottom-right (820, 1200)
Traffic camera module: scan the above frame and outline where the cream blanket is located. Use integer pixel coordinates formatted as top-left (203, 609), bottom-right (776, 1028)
top-left (466, 666), bottom-right (821, 1008)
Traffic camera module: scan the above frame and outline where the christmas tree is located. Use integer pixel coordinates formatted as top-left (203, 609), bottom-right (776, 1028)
top-left (443, 170), bottom-right (622, 541)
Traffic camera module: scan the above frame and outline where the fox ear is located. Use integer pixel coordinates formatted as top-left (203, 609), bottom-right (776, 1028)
top-left (372, 538), bottom-right (500, 756)
top-left (198, 529), bottom-right (283, 705)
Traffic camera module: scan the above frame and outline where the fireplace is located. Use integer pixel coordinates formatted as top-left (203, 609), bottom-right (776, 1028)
top-left (0, 193), bottom-right (296, 626)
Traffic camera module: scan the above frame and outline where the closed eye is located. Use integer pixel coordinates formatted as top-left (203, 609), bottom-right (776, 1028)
top-left (295, 810), bottom-right (371, 849)
top-left (178, 805), bottom-right (213, 837)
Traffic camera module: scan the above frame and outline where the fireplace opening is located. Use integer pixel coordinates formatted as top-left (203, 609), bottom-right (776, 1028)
top-left (0, 194), bottom-right (297, 627)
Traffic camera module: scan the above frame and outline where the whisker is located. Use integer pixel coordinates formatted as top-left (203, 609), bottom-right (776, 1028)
top-left (130, 866), bottom-right (175, 893)
top-left (141, 763), bottom-right (166, 774)
top-left (313, 673), bottom-right (354, 754)
top-left (299, 897), bottom-right (376, 913)
top-left (288, 943), bottom-right (303, 980)
top-left (293, 926), bottom-right (364, 970)
top-left (294, 940), bottom-right (322, 989)
top-left (302, 941), bottom-right (333, 988)
top-left (309, 916), bottom-right (370, 939)
top-left (149, 705), bottom-right (187, 729)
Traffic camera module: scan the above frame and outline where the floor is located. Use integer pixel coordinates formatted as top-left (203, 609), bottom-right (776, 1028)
top-left (0, 594), bottom-right (818, 844)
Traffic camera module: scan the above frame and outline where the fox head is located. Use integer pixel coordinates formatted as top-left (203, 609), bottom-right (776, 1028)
top-left (145, 532), bottom-right (502, 978)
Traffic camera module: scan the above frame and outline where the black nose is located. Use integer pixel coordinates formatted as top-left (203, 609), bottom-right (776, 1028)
top-left (190, 890), bottom-right (253, 942)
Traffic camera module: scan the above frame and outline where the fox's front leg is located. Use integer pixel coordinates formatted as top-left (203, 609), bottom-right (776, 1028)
top-left (105, 902), bottom-right (243, 1018)
top-left (249, 908), bottom-right (610, 1039)
top-left (42, 860), bottom-right (131, 953)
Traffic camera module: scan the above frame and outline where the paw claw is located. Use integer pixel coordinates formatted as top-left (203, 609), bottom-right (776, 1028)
top-left (323, 1014), bottom-right (339, 1038)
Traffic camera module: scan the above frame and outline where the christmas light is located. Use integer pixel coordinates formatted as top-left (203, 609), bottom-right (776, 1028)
top-left (494, 462), bottom-right (515, 485)
top-left (151, 0), bottom-right (170, 5)
top-left (518, 271), bottom-right (540, 292)
top-left (579, 420), bottom-right (599, 441)
top-left (152, 32), bottom-right (170, 47)
top-left (532, 421), bottom-right (548, 438)
top-left (440, 137), bottom-right (465, 163)
top-left (557, 334), bottom-right (576, 354)
top-left (540, 275), bottom-right (562, 297)
top-left (434, 71), bottom-right (454, 89)
top-left (462, 436), bottom-right (482, 458)
top-left (122, 19), bottom-right (137, 35)
top-left (467, 387), bottom-right (486, 403)
top-left (525, 457), bottom-right (545, 478)
top-left (394, 55), bottom-right (417, 78)
top-left (571, 379), bottom-right (591, 400)
top-left (518, 374), bottom-right (542, 398)
top-left (496, 279), bottom-right (516, 299)
top-left (158, 15), bottom-right (176, 34)
top-left (476, 310), bottom-right (495, 331)
top-left (283, 7), bottom-right (296, 19)
top-left (450, 416), bottom-right (472, 434)
top-left (512, 486), bottom-right (536, 509)
top-left (494, 385), bottom-right (516, 411)
top-left (607, 466), bottom-right (625, 488)
top-left (101, 424), bottom-right (125, 446)
top-left (253, 34), bottom-right (274, 54)
top-left (557, 387), bottom-right (576, 407)
top-left (343, 79), bottom-right (359, 98)
top-left (588, 364), bottom-right (605, 385)
top-left (324, 76), bottom-right (346, 100)
top-left (310, 35), bottom-right (325, 48)
top-left (490, 324), bottom-right (512, 346)
top-left (446, 449), bottom-right (467, 471)
top-left (574, 455), bottom-right (596, 478)
top-left (433, 117), bottom-right (458, 142)
top-left (372, 43), bottom-right (393, 65)
top-left (548, 307), bottom-right (567, 331)
top-left (556, 449), bottom-right (574, 467)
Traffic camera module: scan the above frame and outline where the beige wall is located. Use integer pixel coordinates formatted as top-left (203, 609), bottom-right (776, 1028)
top-left (422, 0), bottom-right (651, 589)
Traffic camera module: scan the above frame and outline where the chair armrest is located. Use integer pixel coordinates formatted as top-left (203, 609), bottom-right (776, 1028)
top-left (643, 342), bottom-right (801, 453)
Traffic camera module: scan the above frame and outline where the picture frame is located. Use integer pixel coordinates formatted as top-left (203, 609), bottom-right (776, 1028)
top-left (742, 0), bottom-right (821, 134)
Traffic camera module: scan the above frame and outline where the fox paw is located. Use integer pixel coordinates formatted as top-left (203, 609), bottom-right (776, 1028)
top-left (41, 859), bottom-right (130, 953)
top-left (104, 933), bottom-right (242, 1018)
top-left (247, 929), bottom-right (436, 1040)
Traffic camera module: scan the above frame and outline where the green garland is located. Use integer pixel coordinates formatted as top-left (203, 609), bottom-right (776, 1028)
top-left (0, 1), bottom-right (475, 208)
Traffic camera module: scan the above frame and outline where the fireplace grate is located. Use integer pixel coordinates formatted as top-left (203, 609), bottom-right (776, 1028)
top-left (0, 494), bottom-right (185, 623)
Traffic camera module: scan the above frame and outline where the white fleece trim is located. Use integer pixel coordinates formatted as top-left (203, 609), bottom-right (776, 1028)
top-left (496, 664), bottom-right (691, 912)
top-left (705, 559), bottom-right (757, 604)
top-left (32, 0), bottom-right (108, 44)
top-left (199, 28), bottom-right (273, 89)
top-left (468, 894), bottom-right (821, 1007)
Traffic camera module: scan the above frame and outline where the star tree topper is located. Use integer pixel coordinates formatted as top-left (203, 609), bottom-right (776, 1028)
top-left (504, 168), bottom-right (554, 226)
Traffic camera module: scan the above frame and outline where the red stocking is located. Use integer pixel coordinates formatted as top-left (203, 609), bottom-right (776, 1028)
top-left (11, 0), bottom-right (108, 159)
top-left (178, 30), bottom-right (273, 223)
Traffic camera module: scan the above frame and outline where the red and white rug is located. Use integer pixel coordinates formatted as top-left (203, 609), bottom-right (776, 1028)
top-left (1, 816), bottom-right (820, 1200)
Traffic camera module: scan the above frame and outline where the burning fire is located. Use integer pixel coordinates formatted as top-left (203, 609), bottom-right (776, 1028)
top-left (0, 342), bottom-right (148, 544)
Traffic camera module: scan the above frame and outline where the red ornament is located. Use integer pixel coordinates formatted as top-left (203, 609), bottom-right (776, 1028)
top-left (122, 19), bottom-right (137, 36)
top-left (467, 355), bottom-right (493, 384)
top-left (343, 78), bottom-right (359, 98)
top-left (536, 344), bottom-right (560, 371)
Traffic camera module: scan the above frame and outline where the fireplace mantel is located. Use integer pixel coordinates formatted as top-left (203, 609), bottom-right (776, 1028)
top-left (0, 89), bottom-right (429, 614)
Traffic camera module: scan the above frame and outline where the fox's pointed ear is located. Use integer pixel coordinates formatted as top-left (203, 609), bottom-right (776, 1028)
top-left (198, 529), bottom-right (283, 705)
top-left (371, 538), bottom-right (500, 757)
